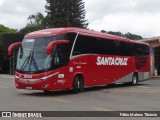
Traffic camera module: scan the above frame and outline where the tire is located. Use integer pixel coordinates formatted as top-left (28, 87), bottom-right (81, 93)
top-left (131, 73), bottom-right (138, 86)
top-left (79, 77), bottom-right (84, 92)
top-left (73, 75), bottom-right (84, 94)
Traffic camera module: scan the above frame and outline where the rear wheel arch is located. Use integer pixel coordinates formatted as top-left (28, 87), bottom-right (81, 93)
top-left (134, 72), bottom-right (139, 80)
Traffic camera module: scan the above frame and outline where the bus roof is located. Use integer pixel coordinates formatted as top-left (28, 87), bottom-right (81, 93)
top-left (25, 27), bottom-right (149, 46)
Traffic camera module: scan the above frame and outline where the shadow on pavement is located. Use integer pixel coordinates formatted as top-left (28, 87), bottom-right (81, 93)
top-left (18, 82), bottom-right (150, 97)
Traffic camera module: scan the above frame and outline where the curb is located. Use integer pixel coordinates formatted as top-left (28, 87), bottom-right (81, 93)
top-left (151, 76), bottom-right (160, 80)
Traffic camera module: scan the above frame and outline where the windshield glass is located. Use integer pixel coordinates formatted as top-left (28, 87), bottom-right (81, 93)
top-left (16, 36), bottom-right (56, 73)
top-left (16, 33), bottom-right (77, 74)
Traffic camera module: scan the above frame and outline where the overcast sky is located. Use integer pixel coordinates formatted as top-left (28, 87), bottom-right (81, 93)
top-left (0, 0), bottom-right (160, 38)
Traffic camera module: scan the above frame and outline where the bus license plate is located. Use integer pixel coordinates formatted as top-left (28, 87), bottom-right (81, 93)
top-left (26, 86), bottom-right (32, 90)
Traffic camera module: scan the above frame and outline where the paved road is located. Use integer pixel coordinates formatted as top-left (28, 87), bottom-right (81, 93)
top-left (0, 75), bottom-right (160, 120)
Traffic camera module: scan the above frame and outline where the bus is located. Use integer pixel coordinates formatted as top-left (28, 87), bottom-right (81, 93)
top-left (8, 28), bottom-right (150, 93)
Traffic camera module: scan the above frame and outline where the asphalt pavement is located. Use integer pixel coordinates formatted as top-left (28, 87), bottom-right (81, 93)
top-left (0, 74), bottom-right (160, 120)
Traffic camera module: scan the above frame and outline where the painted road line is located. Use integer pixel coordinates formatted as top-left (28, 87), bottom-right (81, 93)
top-left (111, 88), bottom-right (160, 93)
top-left (0, 75), bottom-right (14, 79)
top-left (139, 90), bottom-right (160, 93)
top-left (16, 90), bottom-right (71, 103)
top-left (46, 97), bottom-right (71, 103)
top-left (0, 86), bottom-right (8, 88)
top-left (16, 89), bottom-right (33, 94)
top-left (92, 107), bottom-right (120, 116)
top-left (2, 76), bottom-right (14, 79)
top-left (93, 107), bottom-right (116, 111)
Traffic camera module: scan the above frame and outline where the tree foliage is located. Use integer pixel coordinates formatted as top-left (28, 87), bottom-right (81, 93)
top-left (107, 31), bottom-right (124, 37)
top-left (0, 24), bottom-right (17, 34)
top-left (45, 0), bottom-right (88, 28)
top-left (101, 30), bottom-right (143, 40)
top-left (19, 12), bottom-right (46, 34)
top-left (27, 12), bottom-right (46, 28)
top-left (0, 24), bottom-right (17, 50)
top-left (0, 25), bottom-right (17, 68)
top-left (124, 32), bottom-right (143, 40)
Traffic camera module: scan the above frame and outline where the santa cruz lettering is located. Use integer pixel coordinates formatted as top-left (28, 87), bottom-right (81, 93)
top-left (96, 57), bottom-right (128, 66)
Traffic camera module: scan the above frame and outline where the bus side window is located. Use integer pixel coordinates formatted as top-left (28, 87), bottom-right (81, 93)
top-left (54, 48), bottom-right (60, 65)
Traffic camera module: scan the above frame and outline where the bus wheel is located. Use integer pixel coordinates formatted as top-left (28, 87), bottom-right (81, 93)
top-left (131, 73), bottom-right (138, 86)
top-left (73, 75), bottom-right (84, 94)
top-left (79, 76), bottom-right (84, 92)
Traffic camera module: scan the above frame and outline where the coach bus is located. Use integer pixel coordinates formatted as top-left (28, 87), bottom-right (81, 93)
top-left (8, 28), bottom-right (150, 93)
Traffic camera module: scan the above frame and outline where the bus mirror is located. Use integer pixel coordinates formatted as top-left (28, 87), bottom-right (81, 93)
top-left (46, 40), bottom-right (70, 55)
top-left (8, 42), bottom-right (22, 56)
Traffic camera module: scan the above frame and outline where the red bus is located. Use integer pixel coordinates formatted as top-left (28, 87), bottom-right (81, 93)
top-left (8, 28), bottom-right (150, 93)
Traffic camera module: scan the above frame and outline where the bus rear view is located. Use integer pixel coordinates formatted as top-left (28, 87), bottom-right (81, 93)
top-left (8, 28), bottom-right (150, 94)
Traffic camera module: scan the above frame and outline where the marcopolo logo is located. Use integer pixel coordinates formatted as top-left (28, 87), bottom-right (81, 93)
top-left (96, 57), bottom-right (128, 66)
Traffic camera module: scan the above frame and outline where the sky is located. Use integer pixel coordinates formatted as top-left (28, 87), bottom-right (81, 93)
top-left (0, 0), bottom-right (160, 38)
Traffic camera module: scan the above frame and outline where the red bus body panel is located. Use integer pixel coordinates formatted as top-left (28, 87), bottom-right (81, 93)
top-left (14, 28), bottom-right (150, 91)
top-left (15, 54), bottom-right (150, 90)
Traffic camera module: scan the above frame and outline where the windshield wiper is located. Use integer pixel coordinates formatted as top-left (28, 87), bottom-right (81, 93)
top-left (28, 51), bottom-right (39, 71)
top-left (19, 51), bottom-right (32, 71)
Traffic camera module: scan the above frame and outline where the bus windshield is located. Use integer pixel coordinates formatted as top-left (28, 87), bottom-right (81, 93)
top-left (16, 33), bottom-right (76, 73)
top-left (16, 36), bottom-right (57, 73)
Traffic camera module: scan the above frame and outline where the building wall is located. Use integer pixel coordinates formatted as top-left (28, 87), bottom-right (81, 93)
top-left (139, 39), bottom-right (160, 76)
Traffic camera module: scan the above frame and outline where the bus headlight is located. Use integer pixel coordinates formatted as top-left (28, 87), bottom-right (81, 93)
top-left (15, 75), bottom-right (20, 79)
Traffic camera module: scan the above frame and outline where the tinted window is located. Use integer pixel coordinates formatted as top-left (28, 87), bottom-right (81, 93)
top-left (134, 44), bottom-right (150, 58)
top-left (73, 35), bottom-right (94, 55)
top-left (51, 33), bottom-right (77, 69)
top-left (73, 35), bottom-right (122, 56)
top-left (73, 35), bottom-right (150, 57)
top-left (73, 35), bottom-right (118, 55)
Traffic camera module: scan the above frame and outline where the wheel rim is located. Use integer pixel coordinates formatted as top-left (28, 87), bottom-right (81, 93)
top-left (133, 76), bottom-right (137, 85)
top-left (78, 80), bottom-right (80, 89)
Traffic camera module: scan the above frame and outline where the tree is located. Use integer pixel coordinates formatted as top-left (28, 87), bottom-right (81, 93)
top-left (107, 31), bottom-right (124, 37)
top-left (100, 30), bottom-right (143, 40)
top-left (123, 32), bottom-right (143, 40)
top-left (0, 25), bottom-right (17, 71)
top-left (0, 24), bottom-right (17, 50)
top-left (28, 15), bottom-right (36, 25)
top-left (100, 30), bottom-right (107, 33)
top-left (19, 12), bottom-right (46, 34)
top-left (45, 0), bottom-right (88, 28)
top-left (0, 24), bottom-right (17, 34)
top-left (28, 12), bottom-right (46, 28)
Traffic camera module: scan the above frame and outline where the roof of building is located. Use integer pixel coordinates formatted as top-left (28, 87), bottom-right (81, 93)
top-left (138, 36), bottom-right (160, 42)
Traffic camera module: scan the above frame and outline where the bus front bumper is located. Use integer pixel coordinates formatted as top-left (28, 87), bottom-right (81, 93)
top-left (15, 77), bottom-right (69, 91)
top-left (15, 78), bottom-right (52, 90)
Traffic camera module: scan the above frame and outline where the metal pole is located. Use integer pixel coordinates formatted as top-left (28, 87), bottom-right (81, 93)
top-left (10, 57), bottom-right (12, 75)
top-left (13, 49), bottom-right (15, 75)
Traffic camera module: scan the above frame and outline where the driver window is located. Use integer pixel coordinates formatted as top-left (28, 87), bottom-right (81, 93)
top-left (51, 44), bottom-right (70, 70)
top-left (54, 48), bottom-right (61, 65)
